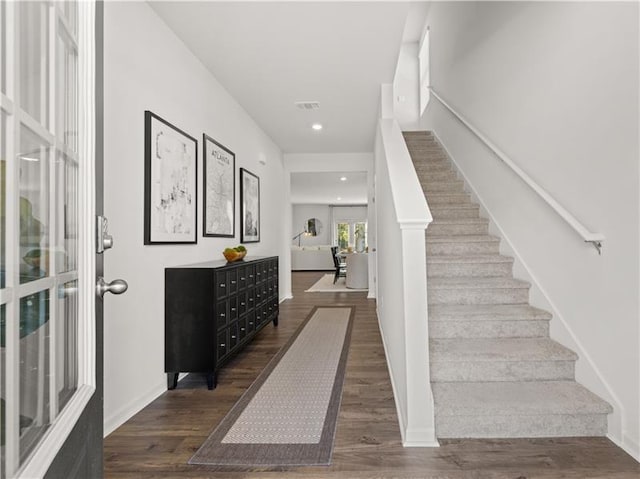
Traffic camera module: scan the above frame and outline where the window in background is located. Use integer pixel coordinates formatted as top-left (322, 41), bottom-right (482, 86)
top-left (337, 223), bottom-right (349, 250)
top-left (335, 221), bottom-right (367, 252)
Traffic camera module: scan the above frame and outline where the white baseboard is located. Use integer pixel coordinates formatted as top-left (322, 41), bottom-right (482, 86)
top-left (608, 432), bottom-right (640, 463)
top-left (103, 379), bottom-right (167, 437)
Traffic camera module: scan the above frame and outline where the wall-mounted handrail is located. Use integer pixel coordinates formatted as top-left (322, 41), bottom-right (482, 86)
top-left (429, 87), bottom-right (605, 254)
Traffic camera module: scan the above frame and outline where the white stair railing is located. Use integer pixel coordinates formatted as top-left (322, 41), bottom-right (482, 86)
top-left (429, 87), bottom-right (605, 254)
top-left (373, 84), bottom-right (437, 447)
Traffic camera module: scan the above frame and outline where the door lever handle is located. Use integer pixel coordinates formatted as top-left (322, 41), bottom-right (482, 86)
top-left (96, 277), bottom-right (128, 298)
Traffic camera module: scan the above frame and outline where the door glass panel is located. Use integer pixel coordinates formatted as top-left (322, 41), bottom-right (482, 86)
top-left (57, 281), bottom-right (77, 410)
top-left (56, 28), bottom-right (77, 152)
top-left (1, 1), bottom-right (7, 95)
top-left (19, 124), bottom-right (50, 284)
top-left (1, 111), bottom-right (6, 288)
top-left (19, 290), bottom-right (50, 465)
top-left (0, 304), bottom-right (5, 473)
top-left (19, 0), bottom-right (49, 127)
top-left (56, 153), bottom-right (77, 273)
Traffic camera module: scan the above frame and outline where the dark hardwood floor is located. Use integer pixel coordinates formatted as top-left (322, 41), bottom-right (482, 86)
top-left (104, 271), bottom-right (640, 478)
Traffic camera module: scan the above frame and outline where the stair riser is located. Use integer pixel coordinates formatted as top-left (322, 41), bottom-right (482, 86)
top-left (429, 320), bottom-right (549, 339)
top-left (428, 287), bottom-right (529, 305)
top-left (421, 181), bottom-right (466, 193)
top-left (424, 195), bottom-right (471, 205)
top-left (427, 242), bottom-right (499, 255)
top-left (427, 261), bottom-right (512, 278)
top-left (430, 360), bottom-right (574, 382)
top-left (435, 413), bottom-right (608, 438)
top-left (413, 161), bottom-right (452, 170)
top-left (413, 160), bottom-right (452, 170)
top-left (427, 222), bottom-right (489, 236)
top-left (431, 207), bottom-right (481, 220)
top-left (415, 171), bottom-right (459, 182)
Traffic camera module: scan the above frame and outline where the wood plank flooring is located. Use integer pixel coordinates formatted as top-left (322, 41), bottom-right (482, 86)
top-left (104, 271), bottom-right (640, 478)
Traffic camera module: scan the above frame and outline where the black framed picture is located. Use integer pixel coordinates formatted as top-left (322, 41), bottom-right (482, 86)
top-left (144, 111), bottom-right (197, 244)
top-left (203, 134), bottom-right (235, 237)
top-left (240, 168), bottom-right (260, 243)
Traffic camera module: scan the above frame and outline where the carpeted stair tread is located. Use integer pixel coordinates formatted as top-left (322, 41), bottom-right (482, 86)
top-left (427, 234), bottom-right (500, 244)
top-left (430, 338), bottom-right (578, 363)
top-left (432, 381), bottom-right (613, 417)
top-left (428, 304), bottom-right (552, 322)
top-left (427, 254), bottom-right (513, 265)
top-left (428, 276), bottom-right (529, 289)
top-left (429, 217), bottom-right (488, 225)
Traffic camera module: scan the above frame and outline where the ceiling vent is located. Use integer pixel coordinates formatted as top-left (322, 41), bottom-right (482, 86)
top-left (295, 101), bottom-right (320, 110)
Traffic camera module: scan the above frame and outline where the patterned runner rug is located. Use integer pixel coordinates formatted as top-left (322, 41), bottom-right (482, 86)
top-left (189, 306), bottom-right (354, 466)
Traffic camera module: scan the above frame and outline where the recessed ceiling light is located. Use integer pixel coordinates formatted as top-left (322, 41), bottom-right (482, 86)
top-left (340, 176), bottom-right (347, 181)
top-left (337, 197), bottom-right (342, 200)
top-left (311, 123), bottom-right (323, 131)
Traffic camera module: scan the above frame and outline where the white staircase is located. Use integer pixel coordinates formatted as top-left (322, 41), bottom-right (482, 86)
top-left (403, 131), bottom-right (612, 438)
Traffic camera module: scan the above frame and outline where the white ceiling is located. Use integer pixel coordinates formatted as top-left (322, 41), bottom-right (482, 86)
top-left (148, 1), bottom-right (412, 154)
top-left (291, 171), bottom-right (367, 204)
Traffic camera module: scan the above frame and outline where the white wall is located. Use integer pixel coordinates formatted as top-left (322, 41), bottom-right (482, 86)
top-left (103, 1), bottom-right (287, 435)
top-left (291, 204), bottom-right (331, 245)
top-left (393, 42), bottom-right (420, 130)
top-left (421, 1), bottom-right (639, 459)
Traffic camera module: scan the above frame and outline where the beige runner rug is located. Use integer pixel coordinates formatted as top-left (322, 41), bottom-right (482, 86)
top-left (189, 306), bottom-right (354, 466)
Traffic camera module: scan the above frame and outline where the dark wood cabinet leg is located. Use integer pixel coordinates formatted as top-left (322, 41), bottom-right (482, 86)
top-left (273, 315), bottom-right (278, 327)
top-left (206, 371), bottom-right (217, 390)
top-left (167, 372), bottom-right (178, 390)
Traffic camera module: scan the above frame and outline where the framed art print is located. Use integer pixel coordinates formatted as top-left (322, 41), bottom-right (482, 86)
top-left (240, 168), bottom-right (260, 243)
top-left (203, 134), bottom-right (235, 237)
top-left (144, 111), bottom-right (197, 244)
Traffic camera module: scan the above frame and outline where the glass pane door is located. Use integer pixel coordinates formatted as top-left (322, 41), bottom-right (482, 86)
top-left (0, 2), bottom-right (87, 476)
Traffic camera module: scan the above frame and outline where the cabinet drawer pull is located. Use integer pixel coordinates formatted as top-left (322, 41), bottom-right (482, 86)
top-left (220, 313), bottom-right (226, 317)
top-left (241, 277), bottom-right (245, 281)
top-left (220, 283), bottom-right (226, 287)
top-left (249, 322), bottom-right (254, 326)
top-left (231, 280), bottom-right (236, 284)
top-left (241, 327), bottom-right (246, 331)
top-left (249, 274), bottom-right (254, 278)
top-left (249, 298), bottom-right (254, 302)
top-left (231, 335), bottom-right (236, 339)
top-left (241, 302), bottom-right (245, 306)
top-left (231, 307), bottom-right (236, 312)
top-left (220, 343), bottom-right (226, 347)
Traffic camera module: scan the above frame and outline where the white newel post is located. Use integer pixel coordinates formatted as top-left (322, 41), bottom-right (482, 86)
top-left (401, 224), bottom-right (438, 446)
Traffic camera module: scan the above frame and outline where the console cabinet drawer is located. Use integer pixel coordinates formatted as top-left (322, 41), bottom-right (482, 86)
top-left (165, 256), bottom-right (279, 390)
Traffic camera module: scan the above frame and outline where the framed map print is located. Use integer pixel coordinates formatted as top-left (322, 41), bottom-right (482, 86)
top-left (240, 168), bottom-right (260, 243)
top-left (144, 111), bottom-right (197, 244)
top-left (203, 134), bottom-right (235, 237)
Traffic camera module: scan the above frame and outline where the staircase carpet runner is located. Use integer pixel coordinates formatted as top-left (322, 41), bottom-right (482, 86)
top-left (403, 131), bottom-right (611, 438)
top-left (189, 306), bottom-right (354, 466)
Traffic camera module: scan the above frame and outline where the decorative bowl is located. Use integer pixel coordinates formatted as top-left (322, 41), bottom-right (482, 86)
top-left (223, 250), bottom-right (247, 262)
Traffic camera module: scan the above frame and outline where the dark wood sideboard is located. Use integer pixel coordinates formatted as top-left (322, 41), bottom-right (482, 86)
top-left (165, 256), bottom-right (279, 390)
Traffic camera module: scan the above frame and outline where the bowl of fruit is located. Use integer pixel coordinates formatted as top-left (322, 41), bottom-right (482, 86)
top-left (223, 245), bottom-right (247, 262)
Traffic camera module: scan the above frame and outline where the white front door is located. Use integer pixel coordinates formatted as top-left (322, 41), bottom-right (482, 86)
top-left (0, 2), bottom-right (104, 477)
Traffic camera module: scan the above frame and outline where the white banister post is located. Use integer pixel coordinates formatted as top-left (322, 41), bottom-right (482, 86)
top-left (400, 224), bottom-right (438, 446)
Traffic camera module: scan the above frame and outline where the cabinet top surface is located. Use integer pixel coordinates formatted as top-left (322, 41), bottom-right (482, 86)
top-left (167, 256), bottom-right (277, 270)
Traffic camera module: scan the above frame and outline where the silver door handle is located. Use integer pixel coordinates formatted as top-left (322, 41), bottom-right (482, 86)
top-left (96, 277), bottom-right (128, 298)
